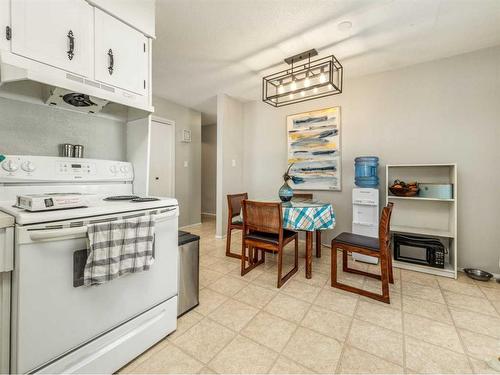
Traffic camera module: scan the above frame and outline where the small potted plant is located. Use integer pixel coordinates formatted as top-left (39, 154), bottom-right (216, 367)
top-left (279, 163), bottom-right (294, 202)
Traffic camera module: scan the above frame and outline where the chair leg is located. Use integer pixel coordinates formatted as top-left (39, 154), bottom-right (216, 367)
top-left (342, 250), bottom-right (348, 272)
top-left (226, 227), bottom-right (232, 257)
top-left (294, 236), bottom-right (299, 269)
top-left (315, 230), bottom-right (322, 258)
top-left (387, 248), bottom-right (394, 284)
top-left (277, 246), bottom-right (283, 288)
top-left (277, 237), bottom-right (299, 288)
top-left (241, 243), bottom-right (264, 276)
top-left (380, 253), bottom-right (390, 303)
top-left (331, 244), bottom-right (338, 286)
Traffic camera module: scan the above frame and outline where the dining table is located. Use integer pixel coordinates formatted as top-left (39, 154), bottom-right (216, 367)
top-left (281, 200), bottom-right (336, 278)
top-left (239, 198), bottom-right (336, 278)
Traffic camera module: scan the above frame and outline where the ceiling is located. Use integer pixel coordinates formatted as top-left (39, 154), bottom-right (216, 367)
top-left (153, 0), bottom-right (500, 119)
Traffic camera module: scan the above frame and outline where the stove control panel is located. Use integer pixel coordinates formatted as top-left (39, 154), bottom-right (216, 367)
top-left (0, 155), bottom-right (134, 182)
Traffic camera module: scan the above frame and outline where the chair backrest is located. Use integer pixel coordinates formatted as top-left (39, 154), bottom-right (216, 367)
top-left (292, 193), bottom-right (313, 201)
top-left (378, 202), bottom-right (394, 252)
top-left (242, 200), bottom-right (282, 235)
top-left (227, 193), bottom-right (248, 219)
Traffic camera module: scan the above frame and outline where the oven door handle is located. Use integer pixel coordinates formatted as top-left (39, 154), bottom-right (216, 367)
top-left (29, 227), bottom-right (88, 241)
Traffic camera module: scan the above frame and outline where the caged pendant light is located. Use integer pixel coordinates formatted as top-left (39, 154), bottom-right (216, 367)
top-left (262, 49), bottom-right (343, 107)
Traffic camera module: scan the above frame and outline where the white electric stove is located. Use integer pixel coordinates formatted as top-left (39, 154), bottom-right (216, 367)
top-left (0, 155), bottom-right (179, 374)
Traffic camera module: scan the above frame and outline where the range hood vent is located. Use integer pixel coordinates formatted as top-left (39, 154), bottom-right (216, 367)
top-left (43, 87), bottom-right (109, 114)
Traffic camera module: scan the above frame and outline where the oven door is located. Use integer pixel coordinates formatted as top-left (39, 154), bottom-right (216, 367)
top-left (11, 208), bottom-right (178, 374)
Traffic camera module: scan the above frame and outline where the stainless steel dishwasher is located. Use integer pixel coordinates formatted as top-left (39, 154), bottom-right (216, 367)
top-left (177, 231), bottom-right (200, 316)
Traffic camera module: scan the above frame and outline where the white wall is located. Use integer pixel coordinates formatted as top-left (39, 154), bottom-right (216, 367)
top-left (242, 45), bottom-right (500, 273)
top-left (201, 124), bottom-right (217, 215)
top-left (153, 96), bottom-right (202, 228)
top-left (0, 97), bottom-right (126, 160)
top-left (216, 94), bottom-right (245, 238)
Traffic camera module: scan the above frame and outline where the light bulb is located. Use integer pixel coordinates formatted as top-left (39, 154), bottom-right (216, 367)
top-left (290, 80), bottom-right (297, 91)
top-left (313, 87), bottom-right (318, 94)
top-left (300, 91), bottom-right (305, 97)
top-left (304, 76), bottom-right (311, 88)
top-left (278, 81), bottom-right (284, 94)
top-left (319, 72), bottom-right (327, 84)
top-left (289, 93), bottom-right (294, 100)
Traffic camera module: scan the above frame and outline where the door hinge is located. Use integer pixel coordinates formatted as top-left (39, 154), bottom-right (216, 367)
top-left (143, 43), bottom-right (146, 52)
top-left (144, 80), bottom-right (146, 89)
top-left (5, 26), bottom-right (11, 40)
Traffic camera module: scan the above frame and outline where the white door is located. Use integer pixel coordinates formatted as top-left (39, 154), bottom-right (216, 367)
top-left (94, 8), bottom-right (148, 95)
top-left (149, 120), bottom-right (175, 198)
top-left (10, 0), bottom-right (92, 77)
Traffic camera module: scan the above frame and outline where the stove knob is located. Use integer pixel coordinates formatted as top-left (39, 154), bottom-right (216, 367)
top-left (21, 161), bottom-right (36, 172)
top-left (120, 165), bottom-right (128, 173)
top-left (2, 159), bottom-right (19, 172)
top-left (109, 165), bottom-right (118, 173)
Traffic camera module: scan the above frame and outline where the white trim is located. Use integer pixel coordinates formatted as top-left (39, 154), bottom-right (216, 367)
top-left (150, 117), bottom-right (176, 198)
top-left (201, 212), bottom-right (216, 216)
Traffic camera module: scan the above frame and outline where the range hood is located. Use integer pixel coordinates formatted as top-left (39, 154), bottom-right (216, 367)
top-left (0, 50), bottom-right (153, 114)
top-left (43, 87), bottom-right (109, 114)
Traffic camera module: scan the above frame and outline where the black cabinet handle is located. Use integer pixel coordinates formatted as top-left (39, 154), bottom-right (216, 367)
top-left (67, 30), bottom-right (74, 60)
top-left (108, 49), bottom-right (114, 75)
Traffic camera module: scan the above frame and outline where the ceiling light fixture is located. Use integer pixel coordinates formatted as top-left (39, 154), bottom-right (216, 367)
top-left (262, 48), bottom-right (343, 107)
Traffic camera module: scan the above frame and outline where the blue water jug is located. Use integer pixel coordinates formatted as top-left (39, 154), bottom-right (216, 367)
top-left (354, 156), bottom-right (379, 188)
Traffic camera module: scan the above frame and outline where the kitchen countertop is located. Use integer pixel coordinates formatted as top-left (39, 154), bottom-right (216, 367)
top-left (0, 211), bottom-right (14, 228)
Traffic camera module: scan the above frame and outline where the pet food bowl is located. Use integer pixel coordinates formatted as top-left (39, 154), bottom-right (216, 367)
top-left (464, 268), bottom-right (493, 282)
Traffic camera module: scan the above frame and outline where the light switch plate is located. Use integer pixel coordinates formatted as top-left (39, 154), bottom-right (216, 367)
top-left (184, 161), bottom-right (189, 167)
top-left (231, 159), bottom-right (236, 167)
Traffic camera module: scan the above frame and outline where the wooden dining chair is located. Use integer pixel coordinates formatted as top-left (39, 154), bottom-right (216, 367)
top-left (292, 192), bottom-right (322, 258)
top-left (226, 193), bottom-right (248, 259)
top-left (330, 202), bottom-right (394, 303)
top-left (241, 200), bottom-right (299, 288)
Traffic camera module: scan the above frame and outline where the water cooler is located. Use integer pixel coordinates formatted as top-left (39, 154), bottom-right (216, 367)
top-left (352, 157), bottom-right (380, 264)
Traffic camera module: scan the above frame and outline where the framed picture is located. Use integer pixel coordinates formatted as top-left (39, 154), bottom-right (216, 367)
top-left (286, 106), bottom-right (341, 191)
top-left (182, 129), bottom-right (192, 143)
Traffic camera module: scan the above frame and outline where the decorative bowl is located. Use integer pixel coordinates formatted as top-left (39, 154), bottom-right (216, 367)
top-left (464, 268), bottom-right (493, 282)
top-left (389, 180), bottom-right (419, 197)
top-left (389, 186), bottom-right (419, 197)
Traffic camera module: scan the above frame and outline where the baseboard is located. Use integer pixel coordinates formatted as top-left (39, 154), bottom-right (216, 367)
top-left (215, 234), bottom-right (226, 239)
top-left (201, 212), bottom-right (216, 216)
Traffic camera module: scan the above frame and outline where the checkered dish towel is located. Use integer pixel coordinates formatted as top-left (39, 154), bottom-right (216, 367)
top-left (84, 215), bottom-right (155, 286)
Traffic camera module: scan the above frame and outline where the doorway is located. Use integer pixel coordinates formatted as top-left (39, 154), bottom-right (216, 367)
top-left (201, 123), bottom-right (217, 222)
top-left (149, 117), bottom-right (175, 197)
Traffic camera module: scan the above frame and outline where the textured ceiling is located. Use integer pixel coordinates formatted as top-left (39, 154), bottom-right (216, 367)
top-left (153, 0), bottom-right (500, 118)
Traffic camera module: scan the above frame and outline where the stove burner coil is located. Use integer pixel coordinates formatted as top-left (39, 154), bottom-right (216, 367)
top-left (104, 195), bottom-right (139, 201)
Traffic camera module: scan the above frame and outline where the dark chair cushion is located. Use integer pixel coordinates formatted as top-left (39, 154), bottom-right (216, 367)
top-left (333, 232), bottom-right (380, 251)
top-left (245, 229), bottom-right (296, 245)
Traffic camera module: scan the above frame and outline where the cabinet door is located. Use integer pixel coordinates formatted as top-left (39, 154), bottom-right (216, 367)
top-left (94, 8), bottom-right (148, 95)
top-left (10, 0), bottom-right (92, 77)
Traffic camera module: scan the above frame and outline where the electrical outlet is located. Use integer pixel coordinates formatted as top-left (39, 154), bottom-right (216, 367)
top-left (231, 159), bottom-right (236, 167)
top-left (184, 161), bottom-right (189, 167)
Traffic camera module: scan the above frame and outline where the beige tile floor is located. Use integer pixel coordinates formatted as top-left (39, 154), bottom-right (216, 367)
top-left (120, 215), bottom-right (500, 374)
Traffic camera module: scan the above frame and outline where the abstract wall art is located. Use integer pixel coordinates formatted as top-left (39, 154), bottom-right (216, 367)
top-left (286, 107), bottom-right (341, 191)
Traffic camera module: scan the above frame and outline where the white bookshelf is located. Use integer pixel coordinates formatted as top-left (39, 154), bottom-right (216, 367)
top-left (386, 164), bottom-right (457, 279)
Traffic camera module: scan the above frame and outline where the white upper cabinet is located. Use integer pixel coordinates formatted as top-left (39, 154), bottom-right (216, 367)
top-left (87, 0), bottom-right (155, 38)
top-left (94, 8), bottom-right (148, 95)
top-left (10, 0), bottom-right (93, 77)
